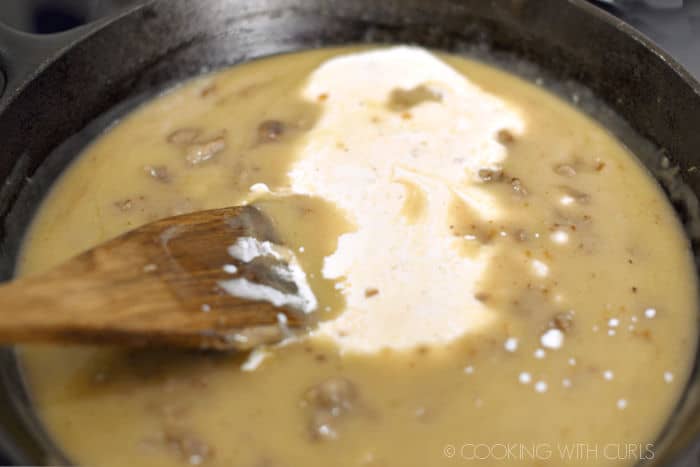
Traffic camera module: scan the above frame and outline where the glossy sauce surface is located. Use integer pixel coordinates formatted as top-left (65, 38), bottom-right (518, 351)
top-left (18, 46), bottom-right (697, 466)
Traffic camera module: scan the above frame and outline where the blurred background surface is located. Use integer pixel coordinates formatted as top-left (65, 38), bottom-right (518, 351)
top-left (0, 0), bottom-right (144, 34)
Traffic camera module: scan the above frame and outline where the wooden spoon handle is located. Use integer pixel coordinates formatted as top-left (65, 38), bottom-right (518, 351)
top-left (0, 261), bottom-right (174, 346)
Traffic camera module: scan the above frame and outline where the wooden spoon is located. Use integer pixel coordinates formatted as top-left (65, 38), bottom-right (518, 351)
top-left (0, 206), bottom-right (317, 351)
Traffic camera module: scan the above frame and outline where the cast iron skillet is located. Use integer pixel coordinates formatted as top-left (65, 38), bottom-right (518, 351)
top-left (0, 0), bottom-right (699, 465)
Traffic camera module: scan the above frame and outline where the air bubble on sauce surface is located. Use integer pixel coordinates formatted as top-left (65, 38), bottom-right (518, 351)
top-left (519, 372), bottom-right (532, 384)
top-left (540, 329), bottom-right (564, 350)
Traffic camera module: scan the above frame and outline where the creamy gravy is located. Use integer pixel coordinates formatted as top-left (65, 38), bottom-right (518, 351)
top-left (17, 46), bottom-right (697, 467)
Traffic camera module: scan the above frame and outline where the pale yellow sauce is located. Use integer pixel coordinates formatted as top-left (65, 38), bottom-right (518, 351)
top-left (17, 46), bottom-right (697, 467)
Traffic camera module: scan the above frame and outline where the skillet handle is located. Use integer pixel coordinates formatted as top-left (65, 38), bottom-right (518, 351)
top-left (0, 23), bottom-right (97, 107)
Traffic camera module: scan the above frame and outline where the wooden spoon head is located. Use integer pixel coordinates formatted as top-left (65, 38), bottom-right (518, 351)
top-left (72, 205), bottom-right (318, 350)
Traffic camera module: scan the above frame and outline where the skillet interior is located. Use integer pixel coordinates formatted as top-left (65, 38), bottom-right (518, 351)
top-left (0, 0), bottom-right (698, 464)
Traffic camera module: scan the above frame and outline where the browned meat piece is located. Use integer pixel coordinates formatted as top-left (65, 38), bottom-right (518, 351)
top-left (257, 120), bottom-right (285, 143)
